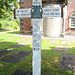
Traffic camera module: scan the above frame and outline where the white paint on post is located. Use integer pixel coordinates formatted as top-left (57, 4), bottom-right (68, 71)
top-left (32, 19), bottom-right (41, 75)
top-left (15, 9), bottom-right (31, 18)
top-left (43, 7), bottom-right (61, 17)
top-left (63, 6), bottom-right (67, 35)
top-left (33, 0), bottom-right (42, 6)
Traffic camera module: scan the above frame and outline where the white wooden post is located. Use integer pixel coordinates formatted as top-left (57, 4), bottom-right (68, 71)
top-left (33, 19), bottom-right (41, 75)
top-left (32, 0), bottom-right (42, 75)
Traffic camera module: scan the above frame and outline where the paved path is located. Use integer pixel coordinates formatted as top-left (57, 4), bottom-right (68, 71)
top-left (9, 34), bottom-right (75, 41)
top-left (0, 33), bottom-right (75, 41)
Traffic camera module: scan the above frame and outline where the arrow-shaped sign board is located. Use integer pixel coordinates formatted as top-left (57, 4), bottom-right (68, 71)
top-left (43, 7), bottom-right (61, 17)
top-left (15, 8), bottom-right (31, 18)
top-left (15, 7), bottom-right (61, 18)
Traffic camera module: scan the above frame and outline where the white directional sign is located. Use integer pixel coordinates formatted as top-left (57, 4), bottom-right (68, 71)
top-left (15, 0), bottom-right (61, 75)
top-left (15, 7), bottom-right (61, 18)
top-left (43, 7), bottom-right (61, 17)
top-left (15, 9), bottom-right (31, 18)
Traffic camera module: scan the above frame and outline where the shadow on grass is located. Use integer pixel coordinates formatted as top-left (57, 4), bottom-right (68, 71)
top-left (0, 41), bottom-right (75, 75)
top-left (41, 47), bottom-right (75, 75)
top-left (7, 31), bottom-right (20, 34)
top-left (0, 28), bottom-right (20, 34)
top-left (12, 47), bottom-right (75, 75)
top-left (0, 28), bottom-right (10, 32)
top-left (0, 41), bottom-right (32, 75)
top-left (0, 41), bottom-right (18, 50)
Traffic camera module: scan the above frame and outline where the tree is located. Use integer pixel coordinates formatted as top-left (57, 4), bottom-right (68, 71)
top-left (0, 0), bottom-right (19, 18)
top-left (14, 0), bottom-right (19, 9)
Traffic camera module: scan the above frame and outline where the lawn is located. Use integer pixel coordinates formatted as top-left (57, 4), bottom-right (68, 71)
top-left (0, 30), bottom-right (75, 75)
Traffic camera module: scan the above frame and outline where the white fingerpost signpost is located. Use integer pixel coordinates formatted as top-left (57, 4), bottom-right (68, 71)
top-left (15, 0), bottom-right (61, 75)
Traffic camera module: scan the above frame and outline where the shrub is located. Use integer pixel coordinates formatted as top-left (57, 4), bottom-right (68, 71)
top-left (0, 20), bottom-right (9, 28)
top-left (13, 24), bottom-right (19, 30)
top-left (14, 19), bottom-right (20, 25)
top-left (8, 21), bottom-right (19, 30)
top-left (8, 21), bottom-right (17, 27)
top-left (0, 19), bottom-right (20, 30)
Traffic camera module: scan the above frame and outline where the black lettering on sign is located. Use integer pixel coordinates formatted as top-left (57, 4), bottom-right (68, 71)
top-left (33, 48), bottom-right (39, 51)
top-left (44, 9), bottom-right (52, 12)
top-left (55, 13), bottom-right (60, 15)
top-left (50, 13), bottom-right (54, 15)
top-left (53, 9), bottom-right (59, 11)
top-left (17, 11), bottom-right (19, 13)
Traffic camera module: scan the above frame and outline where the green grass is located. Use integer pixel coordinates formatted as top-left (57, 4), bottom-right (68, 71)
top-left (0, 30), bottom-right (75, 75)
top-left (0, 29), bottom-right (20, 34)
top-left (0, 35), bottom-right (22, 50)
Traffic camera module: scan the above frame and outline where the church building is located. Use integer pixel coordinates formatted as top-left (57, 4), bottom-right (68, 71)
top-left (19, 0), bottom-right (75, 36)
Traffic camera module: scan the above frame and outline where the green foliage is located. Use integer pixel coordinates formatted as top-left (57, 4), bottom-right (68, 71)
top-left (0, 0), bottom-right (19, 18)
top-left (8, 21), bottom-right (18, 27)
top-left (4, 13), bottom-right (13, 20)
top-left (14, 19), bottom-right (20, 26)
top-left (13, 24), bottom-right (19, 30)
top-left (13, 0), bottom-right (19, 9)
top-left (0, 19), bottom-right (19, 30)
top-left (0, 0), bottom-right (12, 18)
top-left (0, 20), bottom-right (8, 28)
top-left (8, 20), bottom-right (19, 30)
top-left (0, 0), bottom-right (20, 29)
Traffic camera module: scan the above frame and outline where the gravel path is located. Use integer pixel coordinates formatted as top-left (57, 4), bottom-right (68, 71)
top-left (0, 33), bottom-right (75, 40)
top-left (8, 34), bottom-right (75, 41)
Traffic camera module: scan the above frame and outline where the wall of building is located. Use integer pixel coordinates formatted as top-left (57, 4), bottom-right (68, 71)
top-left (20, 0), bottom-right (75, 35)
top-left (20, 0), bottom-right (32, 34)
top-left (65, 0), bottom-right (75, 32)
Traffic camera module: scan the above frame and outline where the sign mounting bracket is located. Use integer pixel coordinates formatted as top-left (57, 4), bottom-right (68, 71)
top-left (31, 5), bottom-right (43, 18)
